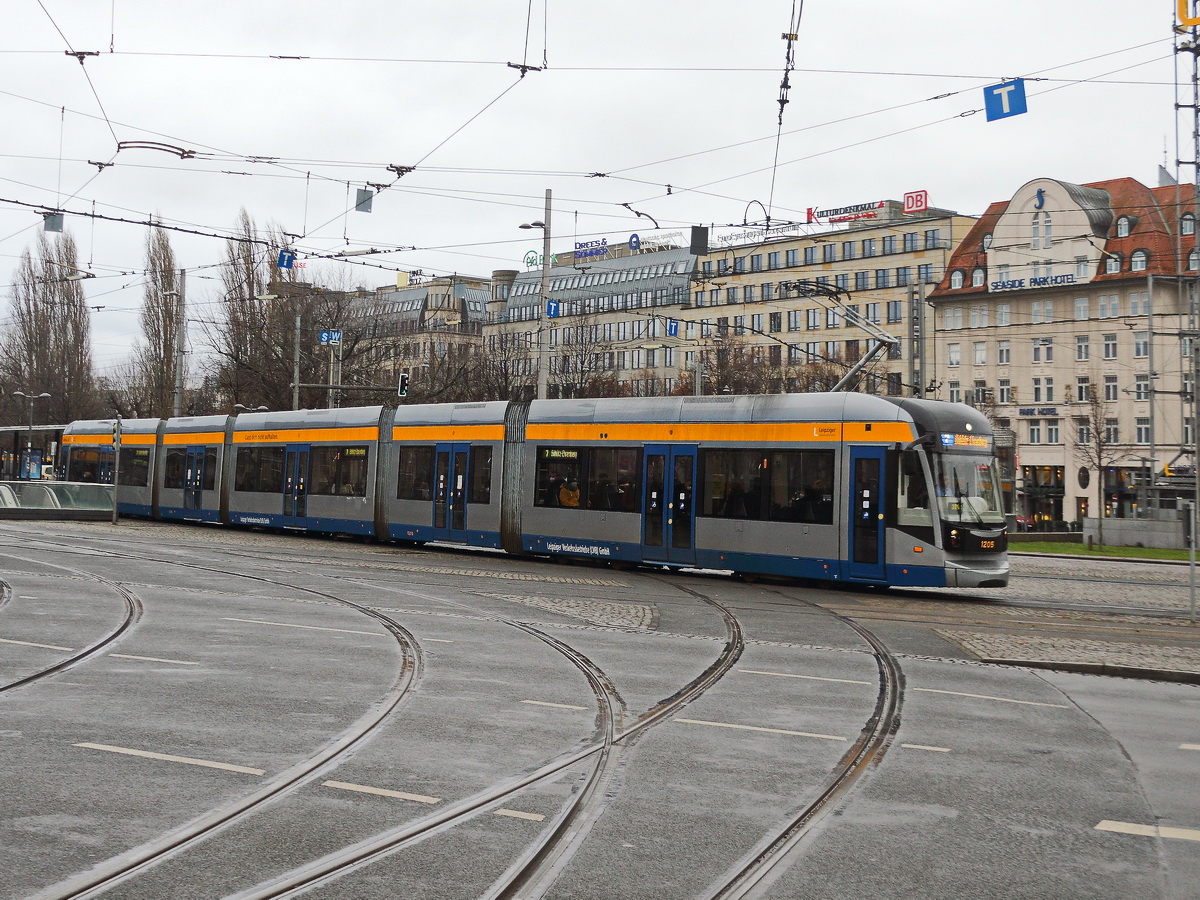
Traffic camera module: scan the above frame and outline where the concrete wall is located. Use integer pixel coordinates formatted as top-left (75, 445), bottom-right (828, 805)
top-left (1082, 516), bottom-right (1186, 549)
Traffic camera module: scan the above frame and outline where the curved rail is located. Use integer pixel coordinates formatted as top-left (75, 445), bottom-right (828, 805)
top-left (702, 591), bottom-right (905, 900)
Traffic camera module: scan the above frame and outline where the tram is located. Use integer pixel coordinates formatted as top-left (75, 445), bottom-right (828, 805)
top-left (60, 393), bottom-right (1008, 588)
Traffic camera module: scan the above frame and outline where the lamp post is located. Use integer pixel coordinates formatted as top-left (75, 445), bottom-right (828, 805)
top-left (520, 188), bottom-right (552, 401)
top-left (12, 390), bottom-right (51, 479)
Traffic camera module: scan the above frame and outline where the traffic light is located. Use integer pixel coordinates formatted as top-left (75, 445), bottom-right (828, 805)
top-left (398, 372), bottom-right (410, 396)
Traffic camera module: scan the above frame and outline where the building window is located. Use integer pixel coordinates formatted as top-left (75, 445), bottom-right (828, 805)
top-left (1031, 211), bottom-right (1052, 249)
top-left (918, 263), bottom-right (935, 282)
top-left (865, 302), bottom-right (881, 323)
top-left (1134, 332), bottom-right (1149, 358)
top-left (855, 271), bottom-right (869, 291)
top-left (1105, 418), bottom-right (1120, 444)
top-left (823, 244), bottom-right (837, 263)
top-left (924, 229), bottom-right (942, 249)
top-left (1183, 213), bottom-right (1196, 236)
top-left (875, 269), bottom-right (891, 289)
top-left (882, 235), bottom-right (897, 254)
top-left (903, 232), bottom-right (918, 252)
top-left (971, 268), bottom-right (985, 287)
top-left (801, 247), bottom-right (814, 265)
top-left (886, 300), bottom-right (902, 323)
top-left (969, 305), bottom-right (988, 328)
top-left (1045, 377), bottom-right (1055, 402)
top-left (835, 273), bottom-right (849, 290)
top-left (1028, 419), bottom-right (1042, 444)
top-left (973, 341), bottom-right (986, 365)
top-left (950, 270), bottom-right (965, 289)
top-left (1076, 335), bottom-right (1089, 361)
top-left (1032, 377), bottom-right (1042, 402)
top-left (948, 343), bottom-right (960, 367)
top-left (751, 254), bottom-right (763, 272)
top-left (1032, 338), bottom-right (1053, 363)
top-left (1103, 333), bottom-right (1118, 359)
top-left (1135, 373), bottom-right (1150, 400)
top-left (1104, 374), bottom-right (1118, 401)
top-left (1129, 291), bottom-right (1149, 316)
top-left (1076, 256), bottom-right (1090, 279)
top-left (1074, 297), bottom-right (1089, 320)
top-left (948, 380), bottom-right (961, 403)
top-left (1116, 216), bottom-right (1131, 238)
top-left (842, 241), bottom-right (856, 260)
top-left (806, 308), bottom-right (820, 330)
top-left (744, 284), bottom-right (756, 302)
top-left (862, 238), bottom-right (876, 257)
top-left (943, 307), bottom-right (963, 330)
top-left (997, 340), bottom-right (1011, 365)
top-left (1076, 376), bottom-right (1091, 402)
top-left (998, 378), bottom-right (1011, 403)
top-left (762, 283), bottom-right (774, 301)
top-left (1131, 250), bottom-right (1149, 272)
top-left (982, 233), bottom-right (993, 250)
top-left (997, 303), bottom-right (1011, 326)
top-left (1046, 419), bottom-right (1060, 444)
top-left (1186, 246), bottom-right (1199, 266)
top-left (1076, 418), bottom-right (1091, 445)
top-left (1105, 253), bottom-right (1122, 274)
top-left (770, 311), bottom-right (782, 332)
top-left (887, 372), bottom-right (902, 396)
top-left (826, 308), bottom-right (840, 328)
top-left (826, 340), bottom-right (839, 358)
top-left (1136, 417), bottom-right (1150, 444)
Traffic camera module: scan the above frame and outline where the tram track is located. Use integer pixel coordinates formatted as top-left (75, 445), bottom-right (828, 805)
top-left (0, 557), bottom-right (144, 696)
top-left (6, 539), bottom-right (424, 900)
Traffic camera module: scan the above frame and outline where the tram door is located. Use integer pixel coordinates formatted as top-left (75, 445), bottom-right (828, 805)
top-left (847, 447), bottom-right (887, 580)
top-left (432, 443), bottom-right (469, 543)
top-left (283, 446), bottom-right (310, 526)
top-left (642, 445), bottom-right (697, 565)
top-left (184, 447), bottom-right (205, 510)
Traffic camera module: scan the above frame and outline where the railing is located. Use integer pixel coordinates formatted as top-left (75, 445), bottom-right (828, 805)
top-left (0, 480), bottom-right (114, 519)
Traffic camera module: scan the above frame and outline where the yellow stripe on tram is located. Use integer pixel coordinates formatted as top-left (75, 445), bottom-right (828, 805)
top-left (162, 431), bottom-right (225, 445)
top-left (391, 424), bottom-right (506, 442)
top-left (232, 426), bottom-right (380, 444)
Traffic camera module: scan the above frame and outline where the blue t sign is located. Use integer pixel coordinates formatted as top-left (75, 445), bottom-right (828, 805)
top-left (546, 300), bottom-right (560, 318)
top-left (984, 79), bottom-right (1027, 122)
top-left (666, 319), bottom-right (679, 338)
top-left (278, 249), bottom-right (296, 269)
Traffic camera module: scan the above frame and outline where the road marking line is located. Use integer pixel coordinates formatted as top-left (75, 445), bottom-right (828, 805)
top-left (901, 743), bottom-right (951, 753)
top-left (912, 688), bottom-right (1070, 708)
top-left (17, 595), bottom-right (37, 599)
top-left (74, 742), bottom-right (264, 775)
top-left (109, 653), bottom-right (199, 666)
top-left (322, 780), bottom-right (440, 804)
top-left (521, 700), bottom-right (588, 710)
top-left (1180, 744), bottom-right (1200, 751)
top-left (0, 637), bottom-right (73, 651)
top-left (221, 617), bottom-right (383, 637)
top-left (739, 669), bottom-right (872, 686)
top-left (494, 808), bottom-right (545, 821)
top-left (425, 638), bottom-right (454, 643)
top-left (1095, 820), bottom-right (1200, 842)
top-left (673, 718), bottom-right (846, 742)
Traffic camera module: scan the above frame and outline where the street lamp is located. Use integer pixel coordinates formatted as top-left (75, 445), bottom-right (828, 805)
top-left (520, 188), bottom-right (552, 400)
top-left (12, 390), bottom-right (51, 479)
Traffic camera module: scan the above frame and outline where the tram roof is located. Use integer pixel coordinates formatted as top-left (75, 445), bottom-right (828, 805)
top-left (231, 406), bottom-right (385, 432)
top-left (392, 401), bottom-right (509, 427)
top-left (63, 418), bottom-right (160, 437)
top-left (528, 392), bottom-right (911, 425)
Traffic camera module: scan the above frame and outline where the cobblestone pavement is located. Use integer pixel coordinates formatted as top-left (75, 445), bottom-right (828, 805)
top-left (936, 630), bottom-right (1200, 676)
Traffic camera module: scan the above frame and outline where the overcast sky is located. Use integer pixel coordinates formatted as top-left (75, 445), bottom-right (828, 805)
top-left (0, 1), bottom-right (1183, 376)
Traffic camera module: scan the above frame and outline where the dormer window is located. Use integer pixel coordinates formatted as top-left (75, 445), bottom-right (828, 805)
top-left (982, 233), bottom-right (993, 250)
top-left (1131, 250), bottom-right (1149, 272)
top-left (1105, 253), bottom-right (1123, 274)
top-left (971, 268), bottom-right (985, 287)
top-left (1031, 211), bottom-right (1052, 249)
top-left (1190, 248), bottom-right (1199, 270)
top-left (1183, 213), bottom-right (1196, 236)
top-left (1116, 217), bottom-right (1131, 238)
top-left (950, 270), bottom-right (965, 289)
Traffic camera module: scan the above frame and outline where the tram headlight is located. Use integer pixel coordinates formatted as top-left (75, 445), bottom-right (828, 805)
top-left (948, 528), bottom-right (961, 549)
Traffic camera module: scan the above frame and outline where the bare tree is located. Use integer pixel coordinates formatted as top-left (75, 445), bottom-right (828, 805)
top-left (131, 226), bottom-right (180, 417)
top-left (551, 315), bottom-right (618, 399)
top-left (1, 231), bottom-right (96, 423)
top-left (1073, 380), bottom-right (1127, 548)
top-left (474, 331), bottom-right (535, 401)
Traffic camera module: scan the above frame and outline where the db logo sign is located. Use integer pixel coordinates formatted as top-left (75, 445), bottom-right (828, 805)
top-left (903, 190), bottom-right (929, 214)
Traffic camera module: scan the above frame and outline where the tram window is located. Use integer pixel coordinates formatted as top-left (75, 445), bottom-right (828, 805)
top-left (897, 450), bottom-right (933, 527)
top-left (203, 448), bottom-right (218, 491)
top-left (589, 447), bottom-right (641, 511)
top-left (164, 449), bottom-right (186, 489)
top-left (234, 447), bottom-right (286, 493)
top-left (468, 446), bottom-right (493, 504)
top-left (118, 448), bottom-right (150, 487)
top-left (67, 448), bottom-right (107, 483)
top-left (699, 449), bottom-right (833, 524)
top-left (535, 447), bottom-right (584, 508)
top-left (310, 446), bottom-right (369, 496)
top-left (396, 446), bottom-right (434, 500)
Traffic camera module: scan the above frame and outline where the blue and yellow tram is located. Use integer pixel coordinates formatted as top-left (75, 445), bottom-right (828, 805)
top-left (61, 393), bottom-right (1008, 588)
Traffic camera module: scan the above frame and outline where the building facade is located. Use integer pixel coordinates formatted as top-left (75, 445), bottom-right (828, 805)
top-left (930, 176), bottom-right (1198, 527)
